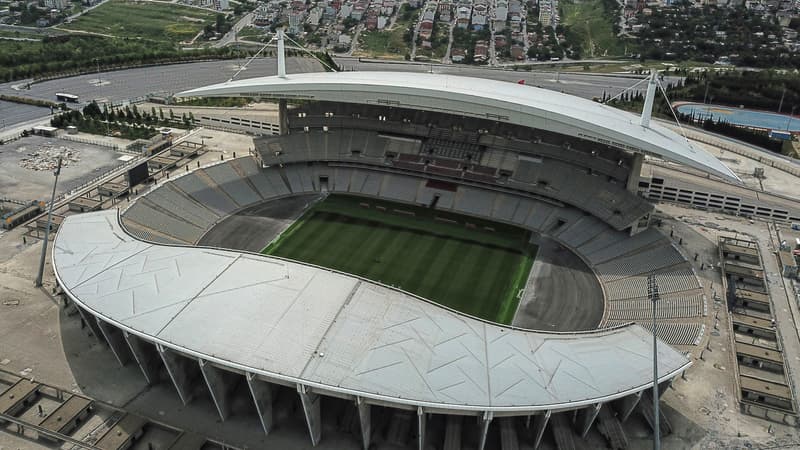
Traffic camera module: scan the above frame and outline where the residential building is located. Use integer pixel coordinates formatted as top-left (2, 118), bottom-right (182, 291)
top-left (474, 39), bottom-right (489, 61)
top-left (456, 5), bottom-right (471, 28)
top-left (472, 3), bottom-right (488, 29)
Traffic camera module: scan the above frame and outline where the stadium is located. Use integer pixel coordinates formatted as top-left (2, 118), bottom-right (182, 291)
top-left (51, 58), bottom-right (740, 449)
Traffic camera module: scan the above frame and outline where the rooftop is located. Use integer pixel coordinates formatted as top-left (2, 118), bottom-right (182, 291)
top-left (54, 209), bottom-right (691, 413)
top-left (177, 71), bottom-right (738, 183)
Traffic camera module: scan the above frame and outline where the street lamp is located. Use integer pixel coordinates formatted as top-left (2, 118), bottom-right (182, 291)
top-left (94, 58), bottom-right (101, 85)
top-left (647, 274), bottom-right (661, 450)
top-left (785, 105), bottom-right (795, 132)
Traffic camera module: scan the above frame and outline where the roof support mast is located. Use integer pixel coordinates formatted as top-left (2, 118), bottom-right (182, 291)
top-left (277, 28), bottom-right (287, 79)
top-left (640, 69), bottom-right (657, 128)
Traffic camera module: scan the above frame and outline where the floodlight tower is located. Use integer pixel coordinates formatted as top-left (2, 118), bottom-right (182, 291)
top-left (35, 156), bottom-right (62, 288)
top-left (647, 274), bottom-right (661, 450)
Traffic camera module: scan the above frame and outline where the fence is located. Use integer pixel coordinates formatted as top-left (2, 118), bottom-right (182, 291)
top-left (57, 134), bottom-right (121, 151)
top-left (0, 131), bottom-right (24, 145)
top-left (48, 128), bottom-right (200, 208)
top-left (0, 197), bottom-right (31, 207)
top-left (51, 155), bottom-right (145, 206)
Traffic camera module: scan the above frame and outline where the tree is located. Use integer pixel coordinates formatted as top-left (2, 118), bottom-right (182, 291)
top-left (82, 101), bottom-right (102, 117)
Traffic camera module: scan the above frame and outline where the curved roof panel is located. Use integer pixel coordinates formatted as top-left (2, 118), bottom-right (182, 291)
top-left (177, 71), bottom-right (738, 182)
top-left (54, 209), bottom-right (691, 413)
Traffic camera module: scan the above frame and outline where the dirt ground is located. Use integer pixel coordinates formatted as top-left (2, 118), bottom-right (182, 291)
top-left (0, 135), bottom-right (127, 202)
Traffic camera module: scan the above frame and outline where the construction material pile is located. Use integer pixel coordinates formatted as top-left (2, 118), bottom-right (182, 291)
top-left (18, 143), bottom-right (81, 171)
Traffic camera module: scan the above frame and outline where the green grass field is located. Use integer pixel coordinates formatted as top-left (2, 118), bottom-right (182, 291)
top-left (560, 0), bottom-right (623, 58)
top-left (263, 195), bottom-right (536, 324)
top-left (356, 5), bottom-right (417, 58)
top-left (60, 0), bottom-right (215, 43)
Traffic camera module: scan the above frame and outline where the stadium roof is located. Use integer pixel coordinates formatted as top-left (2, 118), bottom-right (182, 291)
top-left (177, 71), bottom-right (739, 183)
top-left (54, 210), bottom-right (691, 413)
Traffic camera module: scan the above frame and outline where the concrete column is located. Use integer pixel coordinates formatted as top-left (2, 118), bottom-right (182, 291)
top-left (279, 100), bottom-right (289, 135)
top-left (356, 397), bottom-right (371, 450)
top-left (658, 380), bottom-right (672, 398)
top-left (499, 417), bottom-right (518, 450)
top-left (297, 384), bottom-right (321, 446)
top-left (277, 28), bottom-right (287, 78)
top-left (443, 415), bottom-right (462, 450)
top-left (417, 407), bottom-right (426, 450)
top-left (478, 411), bottom-right (493, 450)
top-left (199, 359), bottom-right (234, 421)
top-left (532, 410), bottom-right (551, 450)
top-left (577, 403), bottom-right (602, 438)
top-left (626, 153), bottom-right (644, 193)
top-left (123, 331), bottom-right (160, 385)
top-left (95, 318), bottom-right (131, 367)
top-left (246, 373), bottom-right (274, 436)
top-left (76, 306), bottom-right (103, 342)
top-left (158, 344), bottom-right (195, 405)
top-left (615, 391), bottom-right (642, 423)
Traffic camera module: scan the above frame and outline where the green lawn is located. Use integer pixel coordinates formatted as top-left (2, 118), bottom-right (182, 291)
top-left (237, 26), bottom-right (266, 41)
top-left (356, 4), bottom-right (417, 58)
top-left (560, 0), bottom-right (623, 58)
top-left (60, 0), bottom-right (216, 43)
top-left (264, 195), bottom-right (536, 324)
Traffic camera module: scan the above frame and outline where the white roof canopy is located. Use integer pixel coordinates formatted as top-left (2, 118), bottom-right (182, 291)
top-left (54, 210), bottom-right (691, 413)
top-left (177, 71), bottom-right (739, 183)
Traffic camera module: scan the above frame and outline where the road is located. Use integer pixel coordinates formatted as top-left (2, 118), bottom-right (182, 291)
top-left (442, 21), bottom-right (455, 64)
top-left (0, 56), bottom-right (659, 129)
top-left (347, 24), bottom-right (364, 56)
top-left (0, 58), bottom-right (320, 127)
top-left (0, 101), bottom-right (52, 131)
top-left (214, 12), bottom-right (255, 48)
top-left (61, 0), bottom-right (111, 23)
top-left (410, 9), bottom-right (422, 60)
top-left (0, 24), bottom-right (67, 36)
top-left (0, 36), bottom-right (40, 42)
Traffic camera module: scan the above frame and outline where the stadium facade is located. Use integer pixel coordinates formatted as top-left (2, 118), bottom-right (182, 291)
top-left (52, 65), bottom-right (734, 449)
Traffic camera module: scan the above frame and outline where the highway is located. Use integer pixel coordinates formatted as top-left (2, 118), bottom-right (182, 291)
top-left (0, 56), bottom-right (661, 129)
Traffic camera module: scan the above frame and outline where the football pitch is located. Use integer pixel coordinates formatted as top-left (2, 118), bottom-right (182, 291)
top-left (263, 195), bottom-right (536, 324)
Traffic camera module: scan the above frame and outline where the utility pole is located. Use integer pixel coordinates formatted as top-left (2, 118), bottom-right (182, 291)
top-left (35, 156), bottom-right (62, 288)
top-left (648, 274), bottom-right (661, 450)
top-left (778, 86), bottom-right (786, 113)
